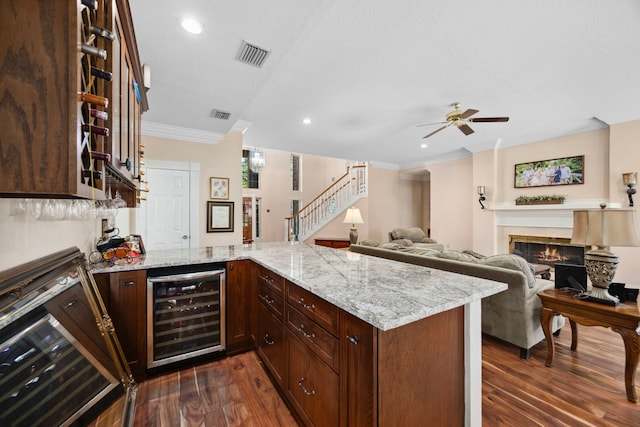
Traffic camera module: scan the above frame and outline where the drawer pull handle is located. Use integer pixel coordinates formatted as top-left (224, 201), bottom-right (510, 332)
top-left (259, 294), bottom-right (274, 305)
top-left (347, 335), bottom-right (359, 345)
top-left (297, 325), bottom-right (316, 339)
top-left (64, 299), bottom-right (78, 309)
top-left (298, 378), bottom-right (316, 396)
top-left (123, 280), bottom-right (135, 287)
top-left (259, 274), bottom-right (274, 284)
top-left (263, 334), bottom-right (275, 345)
top-left (298, 297), bottom-right (315, 311)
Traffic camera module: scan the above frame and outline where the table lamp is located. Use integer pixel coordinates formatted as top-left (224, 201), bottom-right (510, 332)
top-left (343, 207), bottom-right (364, 244)
top-left (571, 204), bottom-right (640, 305)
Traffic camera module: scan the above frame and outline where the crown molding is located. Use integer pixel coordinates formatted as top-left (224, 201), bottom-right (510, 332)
top-left (231, 120), bottom-right (253, 134)
top-left (141, 121), bottom-right (225, 144)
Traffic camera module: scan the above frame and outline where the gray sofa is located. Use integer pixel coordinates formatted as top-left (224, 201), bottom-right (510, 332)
top-left (350, 243), bottom-right (564, 359)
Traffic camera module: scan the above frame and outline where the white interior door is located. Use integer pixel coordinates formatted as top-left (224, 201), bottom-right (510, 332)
top-left (143, 168), bottom-right (191, 250)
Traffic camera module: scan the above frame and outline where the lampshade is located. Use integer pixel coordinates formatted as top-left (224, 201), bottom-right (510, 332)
top-left (343, 207), bottom-right (364, 225)
top-left (623, 172), bottom-right (637, 186)
top-left (571, 208), bottom-right (640, 248)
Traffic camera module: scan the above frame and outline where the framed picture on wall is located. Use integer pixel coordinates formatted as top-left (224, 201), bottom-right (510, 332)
top-left (207, 201), bottom-right (234, 232)
top-left (514, 155), bottom-right (584, 188)
top-left (210, 177), bottom-right (229, 199)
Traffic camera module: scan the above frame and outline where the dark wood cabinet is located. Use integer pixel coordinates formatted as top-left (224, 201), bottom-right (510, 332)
top-left (339, 311), bottom-right (376, 427)
top-left (226, 260), bottom-right (254, 354)
top-left (314, 238), bottom-right (351, 249)
top-left (100, 269), bottom-right (147, 380)
top-left (256, 303), bottom-right (288, 390)
top-left (0, 0), bottom-right (147, 205)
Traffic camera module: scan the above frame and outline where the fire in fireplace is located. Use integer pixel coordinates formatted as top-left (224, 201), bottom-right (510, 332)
top-left (509, 235), bottom-right (585, 268)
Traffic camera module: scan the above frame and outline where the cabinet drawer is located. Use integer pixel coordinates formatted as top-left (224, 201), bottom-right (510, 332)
top-left (257, 283), bottom-right (284, 320)
top-left (257, 265), bottom-right (284, 297)
top-left (257, 303), bottom-right (287, 390)
top-left (287, 282), bottom-right (339, 336)
top-left (287, 306), bottom-right (339, 373)
top-left (288, 333), bottom-right (339, 427)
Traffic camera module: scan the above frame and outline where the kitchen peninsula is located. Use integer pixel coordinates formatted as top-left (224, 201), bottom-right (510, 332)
top-left (93, 242), bottom-right (507, 426)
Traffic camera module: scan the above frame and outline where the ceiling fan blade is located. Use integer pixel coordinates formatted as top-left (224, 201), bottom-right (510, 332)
top-left (469, 117), bottom-right (510, 123)
top-left (416, 121), bottom-right (448, 127)
top-left (458, 124), bottom-right (475, 135)
top-left (422, 124), bottom-right (450, 139)
top-left (459, 109), bottom-right (479, 119)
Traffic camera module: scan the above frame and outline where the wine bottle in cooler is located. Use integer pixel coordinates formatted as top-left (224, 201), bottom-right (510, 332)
top-left (90, 66), bottom-right (112, 82)
top-left (80, 44), bottom-right (107, 60)
top-left (90, 151), bottom-right (111, 161)
top-left (82, 124), bottom-right (110, 137)
top-left (90, 25), bottom-right (116, 41)
top-left (90, 109), bottom-right (108, 121)
top-left (82, 0), bottom-right (97, 10)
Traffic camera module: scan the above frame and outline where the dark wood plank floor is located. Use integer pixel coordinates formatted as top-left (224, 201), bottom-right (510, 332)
top-left (91, 323), bottom-right (640, 426)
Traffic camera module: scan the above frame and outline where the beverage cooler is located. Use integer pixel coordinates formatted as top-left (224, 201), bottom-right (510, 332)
top-left (147, 269), bottom-right (226, 368)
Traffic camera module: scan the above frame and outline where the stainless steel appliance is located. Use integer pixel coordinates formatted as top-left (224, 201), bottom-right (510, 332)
top-left (147, 269), bottom-right (225, 368)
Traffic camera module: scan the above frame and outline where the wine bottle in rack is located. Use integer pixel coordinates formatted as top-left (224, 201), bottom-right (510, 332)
top-left (82, 0), bottom-right (98, 10)
top-left (78, 92), bottom-right (109, 108)
top-left (82, 124), bottom-right (110, 137)
top-left (80, 44), bottom-right (107, 60)
top-left (90, 26), bottom-right (116, 41)
top-left (90, 151), bottom-right (111, 161)
top-left (91, 66), bottom-right (113, 81)
top-left (90, 109), bottom-right (108, 121)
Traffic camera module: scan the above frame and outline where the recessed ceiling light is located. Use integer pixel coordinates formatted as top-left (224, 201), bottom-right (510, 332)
top-left (181, 18), bottom-right (203, 35)
top-left (420, 143), bottom-right (428, 148)
top-left (302, 118), bottom-right (312, 125)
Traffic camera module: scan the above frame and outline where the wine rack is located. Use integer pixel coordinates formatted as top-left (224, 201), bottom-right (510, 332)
top-left (0, 0), bottom-right (147, 206)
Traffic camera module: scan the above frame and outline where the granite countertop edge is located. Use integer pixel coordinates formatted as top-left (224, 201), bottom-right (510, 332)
top-left (91, 242), bottom-right (507, 331)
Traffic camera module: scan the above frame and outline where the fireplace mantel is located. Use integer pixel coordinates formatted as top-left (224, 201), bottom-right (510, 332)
top-left (489, 200), bottom-right (621, 229)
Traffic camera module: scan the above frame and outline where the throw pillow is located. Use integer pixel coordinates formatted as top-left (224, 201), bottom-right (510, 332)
top-left (422, 237), bottom-right (438, 243)
top-left (390, 238), bottom-right (413, 247)
top-left (360, 239), bottom-right (381, 247)
top-left (438, 250), bottom-right (480, 263)
top-left (479, 254), bottom-right (536, 288)
top-left (380, 242), bottom-right (403, 250)
top-left (391, 227), bottom-right (426, 243)
top-left (462, 250), bottom-right (486, 259)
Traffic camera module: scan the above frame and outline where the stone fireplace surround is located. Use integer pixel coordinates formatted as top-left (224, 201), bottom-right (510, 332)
top-left (492, 200), bottom-right (619, 267)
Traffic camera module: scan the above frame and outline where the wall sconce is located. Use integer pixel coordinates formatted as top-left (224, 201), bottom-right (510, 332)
top-left (477, 186), bottom-right (486, 209)
top-left (622, 172), bottom-right (637, 207)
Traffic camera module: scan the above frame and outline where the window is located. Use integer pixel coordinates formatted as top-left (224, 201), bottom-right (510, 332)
top-left (242, 149), bottom-right (259, 189)
top-left (290, 199), bottom-right (301, 239)
top-left (290, 154), bottom-right (301, 191)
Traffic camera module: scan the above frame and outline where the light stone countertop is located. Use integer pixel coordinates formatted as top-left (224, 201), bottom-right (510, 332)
top-left (91, 242), bottom-right (507, 331)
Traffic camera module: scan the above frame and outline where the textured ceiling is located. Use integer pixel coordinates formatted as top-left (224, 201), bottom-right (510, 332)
top-left (129, 0), bottom-right (640, 170)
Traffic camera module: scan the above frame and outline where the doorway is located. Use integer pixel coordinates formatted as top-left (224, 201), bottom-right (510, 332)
top-left (135, 160), bottom-right (200, 250)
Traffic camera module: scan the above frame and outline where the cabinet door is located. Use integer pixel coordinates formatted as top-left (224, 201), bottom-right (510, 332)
top-left (109, 269), bottom-right (146, 379)
top-left (44, 282), bottom-right (115, 374)
top-left (256, 303), bottom-right (287, 390)
top-left (288, 333), bottom-right (339, 427)
top-left (226, 260), bottom-right (253, 353)
top-left (340, 310), bottom-right (376, 427)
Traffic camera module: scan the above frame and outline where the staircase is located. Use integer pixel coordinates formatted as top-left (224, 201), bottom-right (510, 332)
top-left (285, 164), bottom-right (368, 242)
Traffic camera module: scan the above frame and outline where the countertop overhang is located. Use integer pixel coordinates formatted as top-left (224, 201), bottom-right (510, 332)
top-left (92, 242), bottom-right (507, 331)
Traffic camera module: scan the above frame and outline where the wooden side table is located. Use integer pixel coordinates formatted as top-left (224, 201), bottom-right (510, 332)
top-left (539, 289), bottom-right (640, 402)
top-left (314, 238), bottom-right (351, 249)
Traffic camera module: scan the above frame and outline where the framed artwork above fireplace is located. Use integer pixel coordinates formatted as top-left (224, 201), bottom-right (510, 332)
top-left (514, 155), bottom-right (584, 188)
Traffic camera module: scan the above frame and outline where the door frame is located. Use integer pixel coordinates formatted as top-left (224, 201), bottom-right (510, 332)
top-left (134, 159), bottom-right (200, 249)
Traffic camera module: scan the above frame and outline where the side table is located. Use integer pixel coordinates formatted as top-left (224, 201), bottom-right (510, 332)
top-left (539, 289), bottom-right (640, 402)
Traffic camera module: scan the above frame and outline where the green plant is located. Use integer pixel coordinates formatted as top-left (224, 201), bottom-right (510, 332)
top-left (515, 194), bottom-right (566, 203)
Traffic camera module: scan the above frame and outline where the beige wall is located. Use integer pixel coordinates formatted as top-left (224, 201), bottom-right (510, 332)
top-left (142, 132), bottom-right (244, 246)
top-left (428, 156), bottom-right (474, 251)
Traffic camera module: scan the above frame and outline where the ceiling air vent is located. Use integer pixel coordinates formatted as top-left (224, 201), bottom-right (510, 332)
top-left (210, 109), bottom-right (231, 120)
top-left (236, 40), bottom-right (271, 68)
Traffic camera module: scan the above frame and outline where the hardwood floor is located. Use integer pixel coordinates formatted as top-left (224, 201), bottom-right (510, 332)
top-left (91, 323), bottom-right (639, 426)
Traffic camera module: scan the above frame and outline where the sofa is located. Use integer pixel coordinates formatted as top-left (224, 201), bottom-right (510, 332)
top-left (349, 242), bottom-right (564, 359)
top-left (387, 227), bottom-right (445, 252)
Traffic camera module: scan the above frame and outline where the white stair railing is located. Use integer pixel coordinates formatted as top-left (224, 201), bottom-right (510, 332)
top-left (285, 165), bottom-right (368, 242)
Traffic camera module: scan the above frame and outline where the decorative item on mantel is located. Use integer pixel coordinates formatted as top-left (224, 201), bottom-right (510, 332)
top-left (515, 194), bottom-right (566, 206)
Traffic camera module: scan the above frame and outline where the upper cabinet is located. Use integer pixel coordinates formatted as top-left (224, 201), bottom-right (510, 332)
top-left (0, 0), bottom-right (148, 207)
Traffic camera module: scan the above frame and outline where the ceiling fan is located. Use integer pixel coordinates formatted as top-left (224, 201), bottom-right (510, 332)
top-left (418, 103), bottom-right (509, 139)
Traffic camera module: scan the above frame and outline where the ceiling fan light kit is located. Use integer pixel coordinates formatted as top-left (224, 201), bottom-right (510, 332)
top-left (420, 102), bottom-right (509, 139)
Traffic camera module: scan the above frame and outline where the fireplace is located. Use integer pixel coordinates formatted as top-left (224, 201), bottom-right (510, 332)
top-left (509, 235), bottom-right (585, 269)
